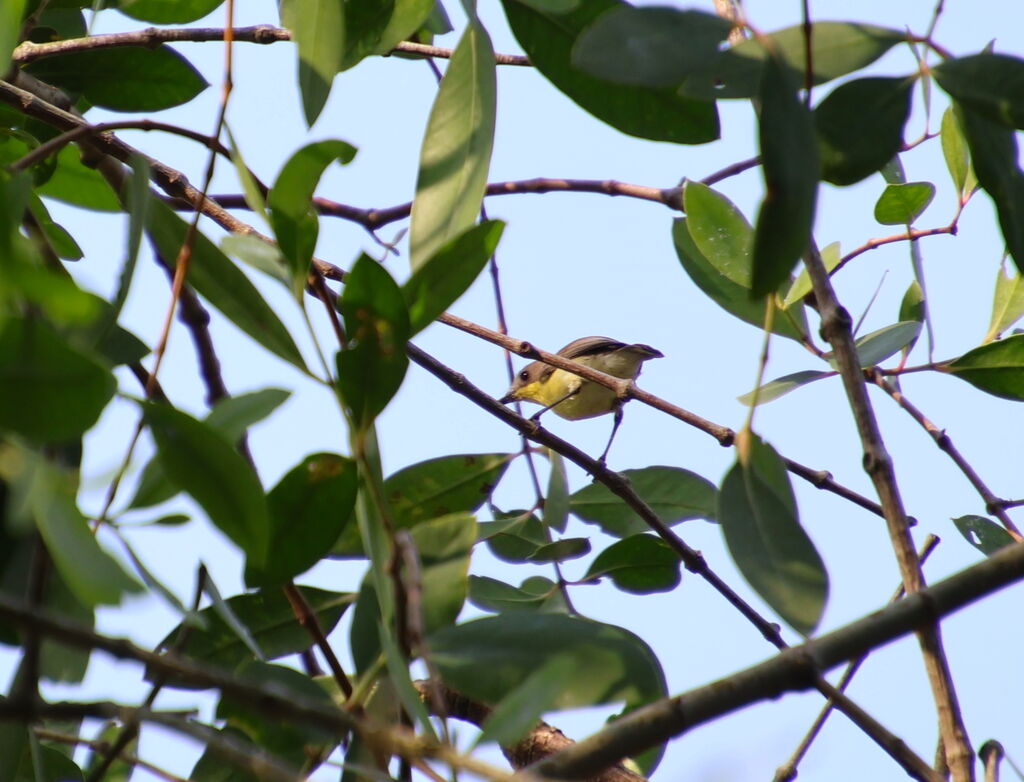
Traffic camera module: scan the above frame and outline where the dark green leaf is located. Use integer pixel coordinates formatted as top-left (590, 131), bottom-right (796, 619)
top-left (528, 536), bottom-right (591, 563)
top-left (718, 433), bottom-right (828, 635)
top-left (0, 315), bottom-right (115, 442)
top-left (250, 453), bottom-right (358, 587)
top-left (986, 262), bottom-right (1024, 342)
top-left (570, 465), bottom-right (716, 537)
top-left (26, 46), bottom-right (208, 111)
top-left (159, 586), bottom-right (354, 676)
top-left (752, 54), bottom-right (819, 297)
top-left (8, 743), bottom-right (84, 782)
top-left (268, 139), bottom-right (357, 295)
top-left (502, 0), bottom-right (718, 144)
top-left (36, 144), bottom-right (120, 212)
top-left (737, 369), bottom-right (834, 406)
top-left (143, 402), bottom-right (270, 564)
top-left (336, 254), bottom-right (410, 429)
top-left (679, 22), bottom-right (905, 100)
top-left (571, 6), bottom-right (733, 87)
top-left (93, 322), bottom-right (150, 367)
top-left (849, 321), bottom-right (922, 367)
top-left (952, 515), bottom-right (1016, 556)
top-left (940, 106), bottom-right (972, 196)
top-left (542, 449), bottom-right (569, 534)
top-left (584, 534), bottom-right (681, 594)
top-left (411, 512), bottom-right (476, 632)
top-left (116, 0), bottom-right (225, 23)
top-left (189, 726), bottom-right (263, 782)
top-left (477, 654), bottom-right (576, 746)
top-left (83, 722), bottom-right (135, 781)
top-left (955, 104), bottom-right (1024, 273)
top-left (672, 218), bottom-right (810, 342)
top-left (816, 77), bottom-right (913, 186)
top-left (146, 200), bottom-right (308, 371)
top-left (430, 613), bottom-right (666, 711)
top-left (217, 661), bottom-right (336, 763)
top-left (483, 512), bottom-right (548, 563)
top-left (385, 452), bottom-right (512, 529)
top-left (342, 0), bottom-right (396, 67)
top-left (874, 182), bottom-right (936, 225)
top-left (468, 575), bottom-right (567, 613)
top-left (935, 53), bottom-right (1024, 129)
top-left (946, 333), bottom-right (1024, 400)
top-left (280, 0), bottom-right (345, 126)
top-left (403, 220), bottom-right (505, 334)
top-left (409, 20), bottom-right (496, 269)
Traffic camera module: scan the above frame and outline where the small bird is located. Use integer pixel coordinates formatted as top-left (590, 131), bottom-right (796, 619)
top-left (500, 336), bottom-right (663, 463)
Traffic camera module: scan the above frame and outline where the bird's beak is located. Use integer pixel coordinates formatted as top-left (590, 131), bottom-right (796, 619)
top-left (499, 391), bottom-right (516, 404)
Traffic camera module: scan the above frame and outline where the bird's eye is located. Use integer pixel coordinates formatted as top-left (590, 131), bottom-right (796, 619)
top-left (519, 369), bottom-right (529, 381)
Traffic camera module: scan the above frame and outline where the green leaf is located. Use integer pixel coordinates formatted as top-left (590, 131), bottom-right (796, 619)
top-left (143, 402), bottom-right (270, 565)
top-left (385, 452), bottom-right (512, 529)
top-left (220, 233), bottom-right (288, 284)
top-left (430, 613), bottom-right (667, 711)
top-left (679, 22), bottom-right (905, 100)
top-left (0, 315), bottom-right (115, 442)
top-left (782, 241), bottom-right (841, 308)
top-left (737, 369), bottom-right (834, 407)
top-left (372, 0), bottom-right (434, 56)
top-left (341, 0), bottom-right (396, 68)
top-left (336, 255), bottom-right (410, 429)
top-left (528, 537), bottom-right (591, 563)
top-left (940, 106), bottom-right (972, 196)
top-left (952, 515), bottom-right (1016, 556)
top-left (874, 182), bottom-right (936, 225)
top-left (672, 220), bottom-right (810, 343)
top-left (280, 0), bottom-right (345, 126)
top-left (570, 6), bottom-right (733, 88)
top-left (569, 465), bottom-right (716, 537)
top-left (899, 280), bottom-right (926, 359)
top-left (718, 434), bottom-right (828, 635)
top-left (205, 388), bottom-right (292, 441)
top-left (956, 103), bottom-right (1024, 274)
top-left (26, 46), bottom-right (208, 111)
top-left (683, 180), bottom-right (753, 287)
top-left (18, 453), bottom-right (141, 607)
top-left (815, 77), bottom-right (913, 186)
top-left (752, 54), bottom-right (819, 297)
top-left (848, 321), bottom-right (922, 367)
top-left (83, 722), bottom-right (135, 782)
top-left (584, 534), bottom-right (681, 594)
top-left (36, 144), bottom-right (120, 212)
top-left (116, 0), bottom-right (226, 23)
top-left (542, 449), bottom-right (569, 534)
top-left (477, 654), bottom-right (576, 746)
top-left (409, 20), bottom-right (496, 269)
top-left (0, 1), bottom-right (28, 71)
top-left (159, 586), bottom-right (354, 676)
top-left (485, 513), bottom-right (549, 563)
top-left (249, 453), bottom-right (358, 587)
top-left (225, 125), bottom-right (269, 223)
top-left (268, 139), bottom-right (357, 295)
top-left (986, 261), bottom-right (1024, 342)
top-left (935, 53), bottom-right (1024, 130)
top-left (8, 742), bottom-right (85, 782)
top-left (411, 512), bottom-right (477, 632)
top-left (145, 200), bottom-right (308, 371)
top-left (502, 0), bottom-right (718, 144)
top-left (468, 575), bottom-right (567, 613)
top-left (403, 220), bottom-right (505, 334)
top-left (946, 333), bottom-right (1024, 401)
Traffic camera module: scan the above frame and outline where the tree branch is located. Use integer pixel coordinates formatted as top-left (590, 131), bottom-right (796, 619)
top-left (11, 26), bottom-right (530, 67)
top-left (803, 242), bottom-right (975, 780)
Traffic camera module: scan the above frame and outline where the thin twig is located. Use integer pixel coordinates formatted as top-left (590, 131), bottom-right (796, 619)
top-left (871, 369), bottom-right (1023, 540)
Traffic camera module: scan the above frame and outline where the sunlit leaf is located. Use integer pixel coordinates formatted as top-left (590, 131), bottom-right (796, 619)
top-left (940, 106), bottom-right (972, 197)
top-left (116, 0), bottom-right (226, 23)
top-left (280, 0), bottom-right (345, 125)
top-left (946, 333), bottom-right (1024, 400)
top-left (986, 260), bottom-right (1024, 342)
top-left (737, 369), bottom-right (834, 406)
top-left (847, 321), bottom-right (922, 367)
top-left (874, 182), bottom-right (935, 225)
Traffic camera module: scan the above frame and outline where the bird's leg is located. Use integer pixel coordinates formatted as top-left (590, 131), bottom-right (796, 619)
top-left (529, 388), bottom-right (579, 422)
top-left (597, 402), bottom-right (624, 465)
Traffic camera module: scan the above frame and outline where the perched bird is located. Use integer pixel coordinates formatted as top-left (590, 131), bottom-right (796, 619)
top-left (500, 336), bottom-right (663, 463)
